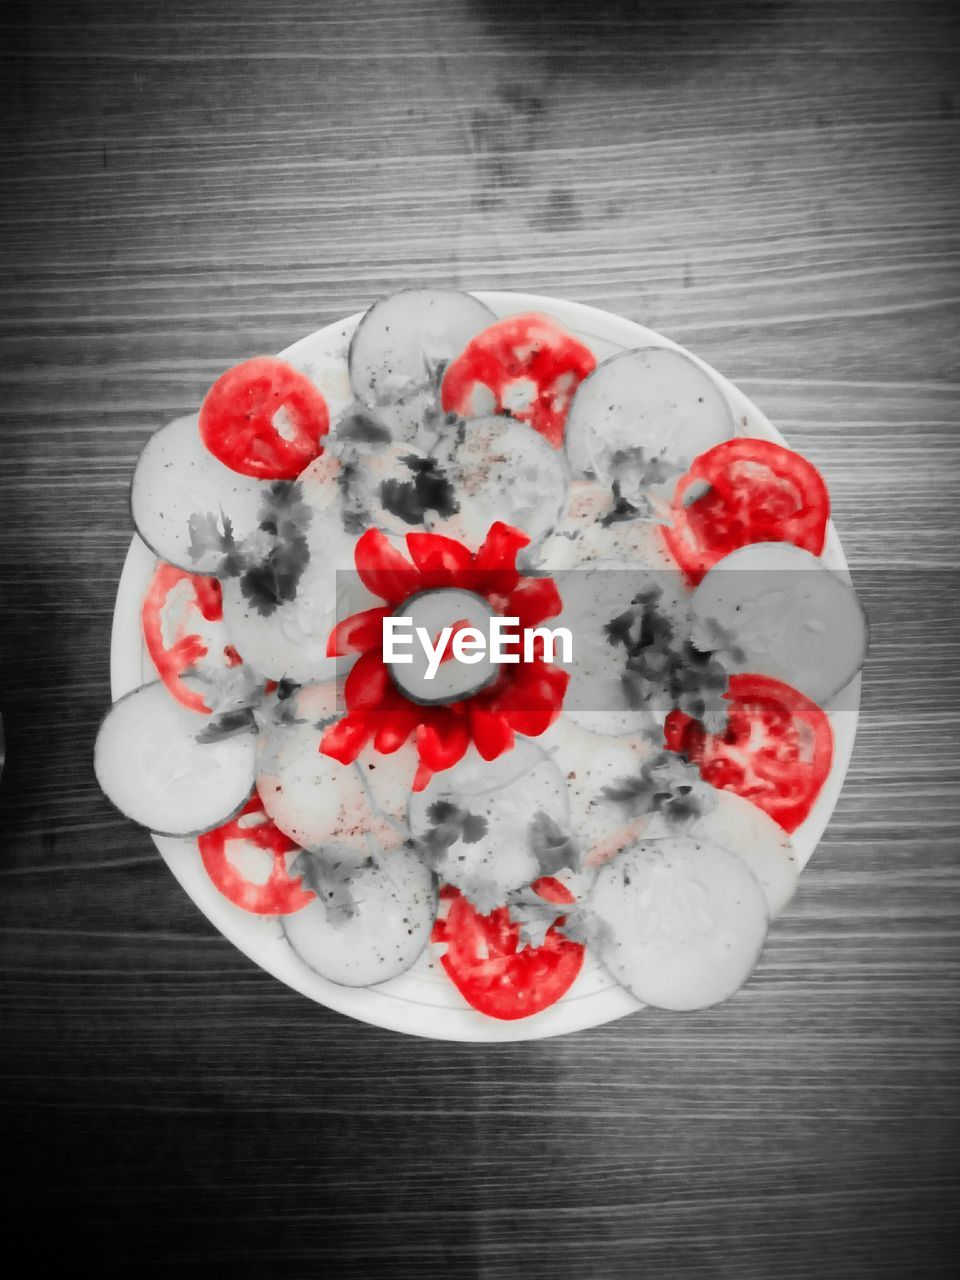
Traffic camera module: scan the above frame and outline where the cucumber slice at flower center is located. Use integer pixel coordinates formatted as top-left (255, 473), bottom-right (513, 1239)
top-left (387, 588), bottom-right (498, 705)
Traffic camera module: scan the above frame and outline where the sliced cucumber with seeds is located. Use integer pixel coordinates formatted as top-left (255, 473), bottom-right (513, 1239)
top-left (590, 836), bottom-right (769, 1011)
top-left (348, 289), bottom-right (496, 424)
top-left (427, 415), bottom-right (568, 550)
top-left (553, 559), bottom-right (685, 737)
top-left (221, 522), bottom-right (371, 684)
top-left (538, 717), bottom-right (657, 869)
top-left (256, 682), bottom-right (402, 857)
top-left (565, 347), bottom-right (735, 483)
top-left (408, 741), bottom-right (569, 908)
top-left (387, 588), bottom-right (499, 705)
top-left (94, 680), bottom-right (255, 837)
top-left (281, 843), bottom-right (437, 987)
top-left (131, 414), bottom-right (265, 574)
top-left (531, 479), bottom-right (680, 574)
top-left (691, 542), bottom-right (868, 704)
top-left (338, 442), bottom-right (448, 536)
top-left (692, 789), bottom-right (799, 918)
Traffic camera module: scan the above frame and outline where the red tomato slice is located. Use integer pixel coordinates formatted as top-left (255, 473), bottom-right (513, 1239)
top-left (142, 563), bottom-right (235, 714)
top-left (198, 796), bottom-right (315, 915)
top-left (432, 877), bottom-right (584, 1020)
top-left (441, 313), bottom-right (596, 448)
top-left (662, 438), bottom-right (829, 585)
top-left (199, 356), bottom-right (330, 479)
top-left (664, 673), bottom-right (833, 833)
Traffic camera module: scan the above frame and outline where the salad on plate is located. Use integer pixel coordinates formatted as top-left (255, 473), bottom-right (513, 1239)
top-left (95, 288), bottom-right (867, 1031)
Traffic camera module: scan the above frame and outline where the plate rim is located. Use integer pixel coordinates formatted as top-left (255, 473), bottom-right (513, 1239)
top-left (111, 290), bottom-right (861, 1042)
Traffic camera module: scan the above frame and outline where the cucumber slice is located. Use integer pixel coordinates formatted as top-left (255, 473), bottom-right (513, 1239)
top-left (408, 741), bottom-right (569, 908)
top-left (281, 843), bottom-right (437, 987)
top-left (590, 837), bottom-right (769, 1011)
top-left (256, 682), bottom-right (402, 856)
top-left (691, 542), bottom-right (868, 704)
top-left (387, 588), bottom-right (498, 705)
top-left (427, 416), bottom-right (567, 551)
top-left (221, 522), bottom-right (372, 684)
top-left (338, 442), bottom-right (445, 537)
top-left (348, 289), bottom-right (496, 415)
top-left (565, 347), bottom-right (735, 483)
top-left (532, 480), bottom-right (679, 574)
top-left (692, 789), bottom-right (799, 918)
top-left (130, 414), bottom-right (266, 574)
top-left (94, 680), bottom-right (255, 837)
top-left (538, 717), bottom-right (657, 869)
top-left (553, 559), bottom-right (686, 737)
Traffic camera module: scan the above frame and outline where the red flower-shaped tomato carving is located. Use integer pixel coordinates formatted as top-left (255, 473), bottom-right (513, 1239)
top-left (322, 522), bottom-right (569, 791)
top-left (441, 313), bottom-right (596, 448)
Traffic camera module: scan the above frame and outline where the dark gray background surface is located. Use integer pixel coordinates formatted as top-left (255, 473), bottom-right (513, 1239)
top-left (1, 2), bottom-right (958, 1275)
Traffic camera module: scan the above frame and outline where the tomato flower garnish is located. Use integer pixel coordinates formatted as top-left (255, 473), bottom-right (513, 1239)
top-left (322, 522), bottom-right (569, 791)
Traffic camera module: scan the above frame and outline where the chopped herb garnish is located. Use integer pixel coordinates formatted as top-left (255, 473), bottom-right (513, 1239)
top-left (605, 584), bottom-right (734, 731)
top-left (336, 407), bottom-right (393, 446)
top-left (528, 809), bottom-right (580, 877)
top-left (379, 455), bottom-right (459, 526)
top-left (294, 851), bottom-right (366, 925)
top-left (188, 481), bottom-right (313, 618)
top-left (194, 706), bottom-right (257, 744)
top-left (601, 750), bottom-right (717, 827)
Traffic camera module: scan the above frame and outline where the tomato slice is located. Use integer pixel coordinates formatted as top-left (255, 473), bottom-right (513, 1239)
top-left (440, 313), bottom-right (596, 448)
top-left (664, 673), bottom-right (833, 833)
top-left (198, 796), bottom-right (315, 915)
top-left (432, 877), bottom-right (584, 1020)
top-left (662, 438), bottom-right (829, 585)
top-left (142, 563), bottom-right (236, 714)
top-left (199, 356), bottom-right (330, 479)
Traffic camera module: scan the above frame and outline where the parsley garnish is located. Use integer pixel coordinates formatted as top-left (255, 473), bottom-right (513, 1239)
top-left (379, 455), bottom-right (459, 526)
top-left (601, 750), bottom-right (717, 827)
top-left (605, 585), bottom-right (738, 732)
top-left (528, 810), bottom-right (580, 877)
top-left (419, 800), bottom-right (489, 868)
top-left (188, 481), bottom-right (313, 618)
top-left (294, 850), bottom-right (366, 926)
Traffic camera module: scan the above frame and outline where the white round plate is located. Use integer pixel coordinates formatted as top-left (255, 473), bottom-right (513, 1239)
top-left (111, 292), bottom-right (861, 1041)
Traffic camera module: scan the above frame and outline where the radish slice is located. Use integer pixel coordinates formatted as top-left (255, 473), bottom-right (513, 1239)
top-left (692, 789), bottom-right (799, 918)
top-left (94, 680), bottom-right (255, 837)
top-left (564, 347), bottom-right (735, 483)
top-left (256, 682), bottom-right (403, 856)
top-left (427, 416), bottom-right (567, 551)
top-left (281, 843), bottom-right (437, 987)
top-left (590, 837), bottom-right (769, 1010)
top-left (691, 542), bottom-right (868, 704)
top-left (130, 414), bottom-right (265, 574)
top-left (538, 717), bottom-right (657, 869)
top-left (387, 588), bottom-right (498, 705)
top-left (348, 289), bottom-right (496, 419)
top-left (408, 741), bottom-right (569, 908)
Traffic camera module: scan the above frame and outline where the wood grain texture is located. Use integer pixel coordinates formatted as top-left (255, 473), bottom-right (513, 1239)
top-left (1, 1), bottom-right (958, 1275)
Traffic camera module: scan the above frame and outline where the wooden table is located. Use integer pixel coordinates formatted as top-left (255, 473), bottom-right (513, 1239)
top-left (2, 2), bottom-right (958, 1274)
